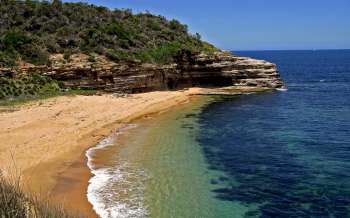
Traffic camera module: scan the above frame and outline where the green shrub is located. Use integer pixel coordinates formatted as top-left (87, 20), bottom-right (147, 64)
top-left (169, 19), bottom-right (188, 33)
top-left (134, 39), bottom-right (205, 64)
top-left (103, 22), bottom-right (133, 41)
top-left (135, 42), bottom-right (181, 63)
top-left (106, 50), bottom-right (132, 61)
top-left (0, 51), bottom-right (16, 67)
top-left (0, 0), bottom-right (218, 66)
top-left (0, 74), bottom-right (62, 100)
top-left (147, 19), bottom-right (162, 31)
top-left (1, 30), bottom-right (50, 66)
top-left (2, 30), bottom-right (32, 50)
top-left (21, 43), bottom-right (51, 65)
top-left (202, 41), bottom-right (219, 53)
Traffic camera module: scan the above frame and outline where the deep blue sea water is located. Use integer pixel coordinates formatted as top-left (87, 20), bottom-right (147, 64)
top-left (197, 50), bottom-right (350, 217)
top-left (87, 50), bottom-right (350, 218)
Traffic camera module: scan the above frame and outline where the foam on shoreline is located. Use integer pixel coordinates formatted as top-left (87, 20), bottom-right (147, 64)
top-left (86, 124), bottom-right (148, 218)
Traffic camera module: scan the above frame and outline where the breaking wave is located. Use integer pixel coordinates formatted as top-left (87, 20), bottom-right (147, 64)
top-left (86, 124), bottom-right (148, 218)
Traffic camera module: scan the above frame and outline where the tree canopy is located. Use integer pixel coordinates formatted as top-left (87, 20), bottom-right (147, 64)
top-left (0, 0), bottom-right (217, 66)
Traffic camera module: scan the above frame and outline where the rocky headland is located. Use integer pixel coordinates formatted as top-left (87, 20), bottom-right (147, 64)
top-left (0, 51), bottom-right (284, 95)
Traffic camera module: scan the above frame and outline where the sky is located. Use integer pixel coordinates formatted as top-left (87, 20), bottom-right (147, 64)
top-left (64, 0), bottom-right (350, 51)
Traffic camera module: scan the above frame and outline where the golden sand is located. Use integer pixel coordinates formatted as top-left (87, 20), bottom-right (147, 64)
top-left (0, 89), bottom-right (206, 217)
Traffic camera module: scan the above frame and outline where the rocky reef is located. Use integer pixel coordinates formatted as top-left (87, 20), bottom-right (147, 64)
top-left (0, 51), bottom-right (284, 94)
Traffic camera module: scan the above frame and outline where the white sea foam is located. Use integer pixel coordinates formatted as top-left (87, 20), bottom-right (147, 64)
top-left (86, 124), bottom-right (147, 218)
top-left (277, 87), bottom-right (288, 91)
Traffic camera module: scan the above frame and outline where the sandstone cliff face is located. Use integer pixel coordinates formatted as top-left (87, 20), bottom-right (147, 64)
top-left (0, 52), bottom-right (284, 93)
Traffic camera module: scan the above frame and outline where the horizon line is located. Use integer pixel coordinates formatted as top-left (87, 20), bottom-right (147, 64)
top-left (230, 48), bottom-right (350, 52)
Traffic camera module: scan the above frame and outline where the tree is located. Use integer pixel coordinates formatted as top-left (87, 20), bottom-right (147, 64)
top-left (52, 0), bottom-right (62, 8)
top-left (195, 33), bottom-right (202, 41)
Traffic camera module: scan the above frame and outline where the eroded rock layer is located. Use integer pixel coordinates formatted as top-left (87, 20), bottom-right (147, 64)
top-left (0, 52), bottom-right (284, 93)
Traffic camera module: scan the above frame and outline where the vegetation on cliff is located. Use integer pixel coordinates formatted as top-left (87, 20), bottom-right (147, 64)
top-left (0, 74), bottom-right (62, 100)
top-left (0, 73), bottom-right (97, 104)
top-left (0, 0), bottom-right (217, 67)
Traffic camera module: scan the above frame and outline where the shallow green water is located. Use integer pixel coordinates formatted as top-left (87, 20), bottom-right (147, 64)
top-left (87, 97), bottom-right (250, 218)
top-left (135, 98), bottom-right (249, 218)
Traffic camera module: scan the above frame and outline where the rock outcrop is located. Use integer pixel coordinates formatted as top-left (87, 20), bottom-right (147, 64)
top-left (0, 51), bottom-right (284, 93)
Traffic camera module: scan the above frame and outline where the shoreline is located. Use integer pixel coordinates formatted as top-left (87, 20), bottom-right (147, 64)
top-left (0, 87), bottom-right (273, 217)
top-left (0, 89), bottom-right (198, 217)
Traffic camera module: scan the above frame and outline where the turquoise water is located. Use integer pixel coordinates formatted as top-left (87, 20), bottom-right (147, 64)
top-left (196, 50), bottom-right (350, 217)
top-left (135, 99), bottom-right (252, 218)
top-left (87, 98), bottom-right (253, 218)
top-left (88, 50), bottom-right (350, 218)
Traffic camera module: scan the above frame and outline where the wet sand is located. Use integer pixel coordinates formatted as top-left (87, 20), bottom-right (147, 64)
top-left (50, 153), bottom-right (98, 218)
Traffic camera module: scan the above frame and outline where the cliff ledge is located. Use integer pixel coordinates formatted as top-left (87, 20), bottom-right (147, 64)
top-left (0, 51), bottom-right (284, 94)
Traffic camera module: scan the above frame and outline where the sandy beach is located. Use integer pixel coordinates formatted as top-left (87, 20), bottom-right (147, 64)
top-left (0, 86), bottom-right (268, 217)
top-left (0, 89), bottom-right (204, 217)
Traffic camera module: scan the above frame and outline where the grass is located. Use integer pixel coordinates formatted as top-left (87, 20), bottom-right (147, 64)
top-left (0, 89), bottom-right (98, 109)
top-left (0, 176), bottom-right (83, 218)
top-left (0, 74), bottom-right (98, 109)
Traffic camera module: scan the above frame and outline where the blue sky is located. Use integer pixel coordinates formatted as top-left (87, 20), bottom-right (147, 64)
top-left (64, 0), bottom-right (350, 50)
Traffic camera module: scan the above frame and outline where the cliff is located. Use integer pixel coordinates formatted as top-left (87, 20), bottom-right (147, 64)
top-left (0, 1), bottom-right (284, 97)
top-left (0, 51), bottom-right (284, 95)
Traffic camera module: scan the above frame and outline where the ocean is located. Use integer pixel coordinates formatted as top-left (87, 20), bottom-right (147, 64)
top-left (86, 50), bottom-right (350, 218)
